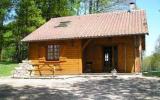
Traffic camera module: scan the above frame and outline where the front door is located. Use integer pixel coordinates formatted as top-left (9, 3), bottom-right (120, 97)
top-left (104, 47), bottom-right (112, 72)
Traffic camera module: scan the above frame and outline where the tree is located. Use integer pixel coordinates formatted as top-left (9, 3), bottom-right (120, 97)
top-left (0, 0), bottom-right (11, 61)
top-left (78, 0), bottom-right (129, 15)
top-left (35, 0), bottom-right (80, 21)
top-left (1, 22), bottom-right (16, 61)
top-left (78, 0), bottom-right (110, 14)
top-left (102, 0), bottom-right (130, 12)
top-left (3, 0), bottom-right (80, 62)
top-left (0, 0), bottom-right (134, 62)
top-left (155, 35), bottom-right (160, 53)
top-left (142, 56), bottom-right (152, 71)
top-left (13, 0), bottom-right (45, 62)
top-left (142, 35), bottom-right (160, 72)
top-left (151, 35), bottom-right (160, 69)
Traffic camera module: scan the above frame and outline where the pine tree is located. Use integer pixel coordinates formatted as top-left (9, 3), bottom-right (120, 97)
top-left (35, 0), bottom-right (80, 21)
top-left (14, 0), bottom-right (45, 62)
top-left (0, 0), bottom-right (11, 61)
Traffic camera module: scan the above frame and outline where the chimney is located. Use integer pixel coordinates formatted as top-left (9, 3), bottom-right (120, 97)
top-left (129, 1), bottom-right (136, 11)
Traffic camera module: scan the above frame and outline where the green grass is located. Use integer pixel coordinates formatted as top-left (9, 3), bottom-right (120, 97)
top-left (143, 71), bottom-right (160, 77)
top-left (0, 62), bottom-right (18, 77)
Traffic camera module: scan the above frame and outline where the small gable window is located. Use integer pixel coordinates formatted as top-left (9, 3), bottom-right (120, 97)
top-left (46, 45), bottom-right (60, 61)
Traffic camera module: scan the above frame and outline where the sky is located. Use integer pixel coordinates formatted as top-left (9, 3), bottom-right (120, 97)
top-left (137, 0), bottom-right (160, 56)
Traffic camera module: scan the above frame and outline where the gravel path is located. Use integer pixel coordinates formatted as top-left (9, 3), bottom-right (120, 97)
top-left (0, 75), bottom-right (159, 100)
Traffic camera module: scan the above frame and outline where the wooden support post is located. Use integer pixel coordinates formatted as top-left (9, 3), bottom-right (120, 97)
top-left (79, 40), bottom-right (83, 74)
top-left (124, 45), bottom-right (127, 73)
top-left (139, 36), bottom-right (142, 72)
top-left (82, 39), bottom-right (92, 52)
top-left (82, 39), bottom-right (92, 73)
top-left (134, 36), bottom-right (137, 72)
top-left (134, 35), bottom-right (142, 73)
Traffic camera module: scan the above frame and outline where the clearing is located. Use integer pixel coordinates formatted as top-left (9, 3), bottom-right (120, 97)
top-left (0, 75), bottom-right (159, 100)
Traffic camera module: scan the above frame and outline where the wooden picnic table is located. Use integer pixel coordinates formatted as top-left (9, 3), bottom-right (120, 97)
top-left (30, 61), bottom-right (66, 76)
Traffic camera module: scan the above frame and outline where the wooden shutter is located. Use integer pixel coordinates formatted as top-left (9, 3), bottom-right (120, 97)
top-left (39, 46), bottom-right (46, 60)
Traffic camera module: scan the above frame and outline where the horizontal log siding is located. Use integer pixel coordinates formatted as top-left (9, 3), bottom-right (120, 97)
top-left (29, 40), bottom-right (82, 75)
top-left (28, 35), bottom-right (144, 75)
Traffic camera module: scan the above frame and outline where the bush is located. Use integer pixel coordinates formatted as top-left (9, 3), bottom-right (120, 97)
top-left (143, 71), bottom-right (160, 77)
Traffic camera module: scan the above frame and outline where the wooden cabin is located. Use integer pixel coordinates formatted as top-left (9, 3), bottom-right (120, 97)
top-left (22, 10), bottom-right (148, 76)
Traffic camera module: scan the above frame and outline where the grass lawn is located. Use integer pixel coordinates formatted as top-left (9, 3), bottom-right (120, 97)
top-left (143, 71), bottom-right (160, 77)
top-left (0, 62), bottom-right (18, 77)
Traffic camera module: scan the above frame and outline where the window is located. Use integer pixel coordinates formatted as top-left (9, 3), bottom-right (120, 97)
top-left (47, 45), bottom-right (60, 61)
top-left (105, 53), bottom-right (109, 61)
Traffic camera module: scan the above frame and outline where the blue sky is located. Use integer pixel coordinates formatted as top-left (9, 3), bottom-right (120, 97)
top-left (137, 0), bottom-right (160, 56)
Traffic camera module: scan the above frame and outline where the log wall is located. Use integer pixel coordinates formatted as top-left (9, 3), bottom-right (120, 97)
top-left (28, 35), bottom-right (145, 75)
top-left (29, 39), bottom-right (82, 75)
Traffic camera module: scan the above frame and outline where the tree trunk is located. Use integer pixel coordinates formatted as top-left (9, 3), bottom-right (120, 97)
top-left (89, 0), bottom-right (93, 14)
top-left (96, 0), bottom-right (99, 12)
top-left (0, 20), bottom-right (3, 61)
top-left (15, 42), bottom-right (21, 63)
top-left (0, 48), bottom-right (2, 61)
top-left (0, 33), bottom-right (3, 61)
top-left (84, 1), bottom-right (87, 15)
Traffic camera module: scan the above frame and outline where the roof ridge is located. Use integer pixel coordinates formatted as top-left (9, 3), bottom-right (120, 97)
top-left (51, 9), bottom-right (145, 20)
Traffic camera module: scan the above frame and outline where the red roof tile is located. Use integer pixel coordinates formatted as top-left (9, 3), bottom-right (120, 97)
top-left (22, 10), bottom-right (148, 42)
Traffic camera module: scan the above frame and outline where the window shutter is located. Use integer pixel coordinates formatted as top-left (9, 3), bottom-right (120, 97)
top-left (39, 46), bottom-right (46, 58)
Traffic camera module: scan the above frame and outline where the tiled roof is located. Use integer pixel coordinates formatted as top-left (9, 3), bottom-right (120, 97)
top-left (22, 10), bottom-right (148, 42)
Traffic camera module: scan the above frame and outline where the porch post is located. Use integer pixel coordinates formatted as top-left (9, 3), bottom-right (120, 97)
top-left (82, 39), bottom-right (92, 52)
top-left (134, 35), bottom-right (142, 73)
top-left (124, 45), bottom-right (127, 73)
top-left (134, 36), bottom-right (137, 72)
top-left (139, 36), bottom-right (142, 72)
top-left (79, 40), bottom-right (83, 74)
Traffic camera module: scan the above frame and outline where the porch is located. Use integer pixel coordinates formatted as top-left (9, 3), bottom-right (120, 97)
top-left (82, 36), bottom-right (144, 73)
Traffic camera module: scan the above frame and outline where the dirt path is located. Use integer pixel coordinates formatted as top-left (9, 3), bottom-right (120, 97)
top-left (0, 75), bottom-right (159, 100)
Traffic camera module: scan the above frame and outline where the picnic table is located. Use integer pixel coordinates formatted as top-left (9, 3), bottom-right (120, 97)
top-left (29, 61), bottom-right (65, 76)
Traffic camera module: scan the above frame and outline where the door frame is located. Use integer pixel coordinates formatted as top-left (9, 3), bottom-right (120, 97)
top-left (103, 46), bottom-right (112, 72)
top-left (103, 45), bottom-right (118, 72)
